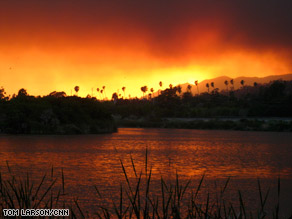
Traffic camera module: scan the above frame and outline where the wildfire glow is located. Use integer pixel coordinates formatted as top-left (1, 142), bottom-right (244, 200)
top-left (0, 1), bottom-right (291, 98)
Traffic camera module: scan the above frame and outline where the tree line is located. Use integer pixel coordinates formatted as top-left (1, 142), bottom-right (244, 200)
top-left (1, 79), bottom-right (292, 134)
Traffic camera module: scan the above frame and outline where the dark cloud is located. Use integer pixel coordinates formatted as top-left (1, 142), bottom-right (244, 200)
top-left (1, 0), bottom-right (292, 59)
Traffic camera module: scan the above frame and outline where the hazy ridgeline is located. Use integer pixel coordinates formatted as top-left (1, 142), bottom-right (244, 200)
top-left (1, 80), bottom-right (292, 134)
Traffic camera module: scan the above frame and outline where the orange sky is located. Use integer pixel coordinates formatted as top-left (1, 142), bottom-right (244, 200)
top-left (1, 1), bottom-right (292, 98)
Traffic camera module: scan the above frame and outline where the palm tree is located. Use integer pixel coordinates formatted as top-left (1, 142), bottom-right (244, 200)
top-left (100, 89), bottom-right (104, 100)
top-left (122, 87), bottom-right (126, 98)
top-left (206, 83), bottom-right (210, 93)
top-left (74, 86), bottom-right (79, 96)
top-left (169, 84), bottom-right (173, 89)
top-left (195, 80), bottom-right (199, 95)
top-left (102, 86), bottom-right (106, 99)
top-left (240, 80), bottom-right (245, 88)
top-left (230, 79), bottom-right (234, 90)
top-left (224, 80), bottom-right (229, 91)
top-left (254, 82), bottom-right (258, 87)
top-left (150, 88), bottom-right (154, 97)
top-left (211, 82), bottom-right (214, 88)
top-left (141, 86), bottom-right (148, 98)
top-left (187, 84), bottom-right (192, 93)
top-left (159, 81), bottom-right (163, 95)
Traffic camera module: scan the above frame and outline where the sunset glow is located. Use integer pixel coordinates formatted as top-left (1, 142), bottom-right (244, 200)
top-left (1, 1), bottom-right (291, 98)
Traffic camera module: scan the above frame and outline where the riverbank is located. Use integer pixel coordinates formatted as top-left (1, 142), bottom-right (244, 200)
top-left (0, 95), bottom-right (117, 134)
top-left (115, 117), bottom-right (292, 132)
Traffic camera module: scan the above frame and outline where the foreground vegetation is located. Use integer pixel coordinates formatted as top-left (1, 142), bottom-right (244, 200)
top-left (1, 151), bottom-right (289, 218)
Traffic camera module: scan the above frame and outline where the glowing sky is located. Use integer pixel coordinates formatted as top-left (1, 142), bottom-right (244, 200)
top-left (1, 0), bottom-right (292, 98)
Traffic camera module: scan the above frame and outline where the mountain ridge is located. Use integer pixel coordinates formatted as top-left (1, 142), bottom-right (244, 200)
top-left (164, 73), bottom-right (292, 95)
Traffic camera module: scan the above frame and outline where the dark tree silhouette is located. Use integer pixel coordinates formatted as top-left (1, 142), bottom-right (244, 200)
top-left (169, 84), bottom-right (173, 89)
top-left (211, 82), bottom-right (214, 88)
top-left (112, 92), bottom-right (118, 101)
top-left (224, 80), bottom-right (229, 91)
top-left (187, 84), bottom-right (192, 93)
top-left (159, 81), bottom-right (163, 95)
top-left (74, 86), bottom-right (79, 96)
top-left (254, 82), bottom-right (258, 87)
top-left (102, 86), bottom-right (106, 99)
top-left (122, 87), bottom-right (126, 98)
top-left (150, 88), bottom-right (154, 97)
top-left (0, 87), bottom-right (8, 100)
top-left (141, 86), bottom-right (148, 98)
top-left (230, 79), bottom-right (234, 90)
top-left (206, 83), bottom-right (210, 93)
top-left (240, 80), bottom-right (245, 87)
top-left (100, 89), bottom-right (104, 100)
top-left (18, 88), bottom-right (28, 97)
top-left (195, 80), bottom-right (199, 95)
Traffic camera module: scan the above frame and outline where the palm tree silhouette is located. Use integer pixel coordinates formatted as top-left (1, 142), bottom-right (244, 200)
top-left (122, 87), bottom-right (126, 99)
top-left (230, 79), bottom-right (234, 90)
top-left (159, 81), bottom-right (163, 95)
top-left (195, 80), bottom-right (199, 95)
top-left (102, 86), bottom-right (106, 99)
top-left (240, 80), bottom-right (245, 88)
top-left (224, 80), bottom-right (229, 91)
top-left (96, 88), bottom-right (99, 99)
top-left (187, 84), bottom-right (192, 93)
top-left (141, 86), bottom-right (148, 98)
top-left (100, 89), bottom-right (104, 100)
top-left (254, 82), bottom-right (258, 87)
top-left (211, 82), bottom-right (214, 88)
top-left (169, 84), bottom-right (173, 89)
top-left (206, 83), bottom-right (210, 93)
top-left (150, 88), bottom-right (154, 97)
top-left (74, 86), bottom-right (79, 96)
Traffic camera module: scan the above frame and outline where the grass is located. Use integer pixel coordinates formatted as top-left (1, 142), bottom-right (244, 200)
top-left (0, 149), bottom-right (290, 218)
top-left (0, 162), bottom-right (83, 218)
top-left (92, 147), bottom-right (287, 218)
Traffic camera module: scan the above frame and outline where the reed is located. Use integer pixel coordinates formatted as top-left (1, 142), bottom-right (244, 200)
top-left (0, 152), bottom-right (289, 218)
top-left (0, 162), bottom-right (83, 218)
top-left (93, 148), bottom-right (288, 219)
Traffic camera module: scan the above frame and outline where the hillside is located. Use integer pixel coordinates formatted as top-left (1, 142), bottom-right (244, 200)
top-left (168, 73), bottom-right (292, 95)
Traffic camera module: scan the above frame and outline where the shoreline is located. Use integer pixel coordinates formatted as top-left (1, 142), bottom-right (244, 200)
top-left (1, 117), bottom-right (291, 135)
top-left (115, 117), bottom-right (292, 132)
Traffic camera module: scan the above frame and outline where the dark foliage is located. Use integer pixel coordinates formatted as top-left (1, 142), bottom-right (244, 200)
top-left (0, 90), bottom-right (116, 134)
top-left (1, 80), bottom-right (292, 133)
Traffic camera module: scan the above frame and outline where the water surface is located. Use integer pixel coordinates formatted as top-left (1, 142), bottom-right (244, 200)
top-left (1, 128), bottom-right (291, 216)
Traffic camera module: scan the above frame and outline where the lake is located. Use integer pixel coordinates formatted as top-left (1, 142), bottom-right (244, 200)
top-left (1, 128), bottom-right (292, 217)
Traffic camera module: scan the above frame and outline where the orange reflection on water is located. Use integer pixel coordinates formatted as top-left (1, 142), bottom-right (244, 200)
top-left (1, 128), bottom-right (292, 215)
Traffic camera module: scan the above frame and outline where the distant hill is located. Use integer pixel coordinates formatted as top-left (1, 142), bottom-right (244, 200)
top-left (156, 73), bottom-right (292, 95)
